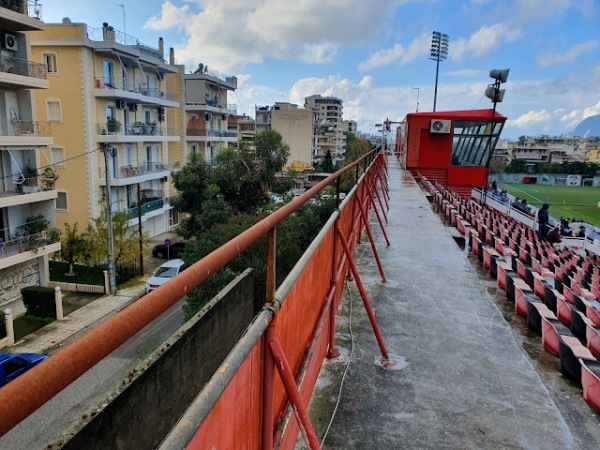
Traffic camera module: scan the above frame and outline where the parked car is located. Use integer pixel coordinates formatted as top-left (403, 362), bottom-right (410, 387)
top-left (0, 352), bottom-right (48, 388)
top-left (151, 241), bottom-right (189, 259)
top-left (145, 259), bottom-right (189, 293)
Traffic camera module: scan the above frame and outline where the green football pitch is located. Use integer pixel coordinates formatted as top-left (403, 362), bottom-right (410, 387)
top-left (497, 182), bottom-right (600, 226)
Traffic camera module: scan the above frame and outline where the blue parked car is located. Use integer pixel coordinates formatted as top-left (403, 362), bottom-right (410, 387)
top-left (0, 352), bottom-right (48, 388)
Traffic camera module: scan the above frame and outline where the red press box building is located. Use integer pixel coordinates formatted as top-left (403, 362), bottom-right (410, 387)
top-left (395, 109), bottom-right (507, 197)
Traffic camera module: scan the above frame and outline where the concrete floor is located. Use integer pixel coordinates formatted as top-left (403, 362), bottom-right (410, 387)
top-left (304, 160), bottom-right (600, 450)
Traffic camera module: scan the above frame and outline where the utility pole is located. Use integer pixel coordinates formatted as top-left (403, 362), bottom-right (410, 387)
top-left (101, 143), bottom-right (117, 295)
top-left (137, 183), bottom-right (144, 276)
top-left (411, 87), bottom-right (420, 112)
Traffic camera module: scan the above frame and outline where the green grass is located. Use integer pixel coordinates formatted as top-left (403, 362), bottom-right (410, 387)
top-left (498, 182), bottom-right (600, 226)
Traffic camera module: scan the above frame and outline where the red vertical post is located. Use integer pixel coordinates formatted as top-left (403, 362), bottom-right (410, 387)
top-left (335, 223), bottom-right (390, 360)
top-left (328, 219), bottom-right (340, 359)
top-left (366, 187), bottom-right (388, 242)
top-left (269, 339), bottom-right (321, 450)
top-left (356, 192), bottom-right (388, 280)
top-left (262, 229), bottom-right (277, 450)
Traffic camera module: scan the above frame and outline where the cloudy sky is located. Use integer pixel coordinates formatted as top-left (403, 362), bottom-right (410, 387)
top-left (44, 0), bottom-right (600, 139)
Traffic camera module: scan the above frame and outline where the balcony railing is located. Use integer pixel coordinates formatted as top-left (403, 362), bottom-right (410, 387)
top-left (0, 228), bottom-right (58, 259)
top-left (97, 122), bottom-right (178, 137)
top-left (0, 119), bottom-right (51, 137)
top-left (125, 197), bottom-right (165, 220)
top-left (186, 127), bottom-right (237, 138)
top-left (87, 25), bottom-right (165, 62)
top-left (116, 161), bottom-right (179, 179)
top-left (3, 171), bottom-right (57, 194)
top-left (0, 54), bottom-right (46, 79)
top-left (95, 77), bottom-right (177, 101)
top-left (0, 0), bottom-right (42, 19)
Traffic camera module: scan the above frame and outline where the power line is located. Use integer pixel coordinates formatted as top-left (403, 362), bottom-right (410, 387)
top-left (0, 146), bottom-right (101, 183)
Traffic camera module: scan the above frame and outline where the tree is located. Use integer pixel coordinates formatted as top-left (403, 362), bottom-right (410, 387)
top-left (86, 212), bottom-right (147, 266)
top-left (253, 130), bottom-right (290, 192)
top-left (58, 222), bottom-right (89, 275)
top-left (320, 150), bottom-right (335, 173)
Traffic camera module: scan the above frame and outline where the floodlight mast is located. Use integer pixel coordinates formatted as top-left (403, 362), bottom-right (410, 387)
top-left (482, 68), bottom-right (509, 205)
top-left (429, 31), bottom-right (449, 112)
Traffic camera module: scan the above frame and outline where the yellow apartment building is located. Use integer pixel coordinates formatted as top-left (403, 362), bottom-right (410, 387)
top-left (30, 20), bottom-right (181, 238)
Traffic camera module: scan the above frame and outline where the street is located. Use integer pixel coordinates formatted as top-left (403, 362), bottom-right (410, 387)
top-left (0, 296), bottom-right (187, 450)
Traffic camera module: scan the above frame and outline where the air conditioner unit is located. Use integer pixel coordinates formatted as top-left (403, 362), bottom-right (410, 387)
top-left (4, 33), bottom-right (18, 52)
top-left (158, 107), bottom-right (165, 121)
top-left (116, 99), bottom-right (126, 109)
top-left (430, 119), bottom-right (451, 134)
top-left (128, 103), bottom-right (138, 112)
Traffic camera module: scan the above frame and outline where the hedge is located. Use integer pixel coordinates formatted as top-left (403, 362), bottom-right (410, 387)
top-left (21, 286), bottom-right (56, 319)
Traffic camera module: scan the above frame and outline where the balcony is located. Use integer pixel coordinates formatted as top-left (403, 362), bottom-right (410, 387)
top-left (0, 230), bottom-right (61, 271)
top-left (95, 77), bottom-right (178, 103)
top-left (0, 0), bottom-right (44, 32)
top-left (99, 161), bottom-right (179, 186)
top-left (0, 54), bottom-right (48, 89)
top-left (0, 119), bottom-right (51, 137)
top-left (125, 196), bottom-right (165, 221)
top-left (96, 122), bottom-right (179, 143)
top-left (186, 126), bottom-right (237, 140)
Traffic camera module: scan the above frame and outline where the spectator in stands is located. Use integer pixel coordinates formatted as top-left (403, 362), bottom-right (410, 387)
top-left (578, 226), bottom-right (586, 238)
top-left (520, 199), bottom-right (531, 214)
top-left (491, 180), bottom-right (498, 192)
top-left (537, 203), bottom-right (550, 240)
top-left (546, 227), bottom-right (562, 244)
top-left (512, 197), bottom-right (522, 210)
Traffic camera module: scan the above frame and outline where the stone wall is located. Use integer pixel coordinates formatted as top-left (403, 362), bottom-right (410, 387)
top-left (56, 269), bottom-right (256, 450)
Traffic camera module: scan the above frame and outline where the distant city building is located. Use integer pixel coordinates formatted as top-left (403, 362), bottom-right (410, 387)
top-left (0, 3), bottom-right (60, 306)
top-left (342, 120), bottom-right (357, 134)
top-left (304, 95), bottom-right (346, 166)
top-left (183, 64), bottom-right (238, 164)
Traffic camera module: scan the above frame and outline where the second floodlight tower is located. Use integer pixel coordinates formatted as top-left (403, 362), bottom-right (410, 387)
top-left (429, 31), bottom-right (449, 112)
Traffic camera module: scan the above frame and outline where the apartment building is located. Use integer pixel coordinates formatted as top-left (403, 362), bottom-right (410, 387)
top-left (342, 119), bottom-right (357, 134)
top-left (31, 20), bottom-right (180, 238)
top-left (0, 1), bottom-right (60, 305)
top-left (304, 95), bottom-right (345, 166)
top-left (184, 63), bottom-right (237, 164)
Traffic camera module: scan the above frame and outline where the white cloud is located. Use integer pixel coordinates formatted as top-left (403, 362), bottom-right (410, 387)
top-left (451, 24), bottom-right (523, 62)
top-left (145, 1), bottom-right (189, 31)
top-left (537, 41), bottom-right (598, 67)
top-left (358, 33), bottom-right (430, 71)
top-left (446, 69), bottom-right (485, 77)
top-left (145, 0), bottom-right (398, 72)
top-left (510, 110), bottom-right (552, 128)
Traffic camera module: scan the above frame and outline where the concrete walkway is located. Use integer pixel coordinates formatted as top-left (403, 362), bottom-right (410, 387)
top-left (2, 231), bottom-right (179, 355)
top-left (307, 160), bottom-right (600, 449)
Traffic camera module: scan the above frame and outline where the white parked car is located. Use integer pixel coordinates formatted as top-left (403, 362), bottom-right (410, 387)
top-left (145, 259), bottom-right (189, 293)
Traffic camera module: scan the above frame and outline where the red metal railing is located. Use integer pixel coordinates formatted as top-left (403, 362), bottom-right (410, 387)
top-left (0, 149), bottom-right (390, 449)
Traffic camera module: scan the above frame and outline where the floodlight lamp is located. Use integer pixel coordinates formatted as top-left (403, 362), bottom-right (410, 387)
top-left (489, 68), bottom-right (510, 83)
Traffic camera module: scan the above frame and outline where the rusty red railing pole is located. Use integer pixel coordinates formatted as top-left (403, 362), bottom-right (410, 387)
top-left (269, 339), bottom-right (321, 450)
top-left (262, 229), bottom-right (277, 450)
top-left (373, 181), bottom-right (388, 223)
top-left (356, 193), bottom-right (388, 281)
top-left (365, 186), bottom-right (389, 243)
top-left (327, 218), bottom-right (341, 359)
top-left (335, 223), bottom-right (390, 360)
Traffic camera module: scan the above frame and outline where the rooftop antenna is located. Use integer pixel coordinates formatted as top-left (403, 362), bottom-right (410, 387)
top-left (117, 3), bottom-right (126, 36)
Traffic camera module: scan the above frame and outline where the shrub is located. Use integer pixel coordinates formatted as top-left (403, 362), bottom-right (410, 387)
top-left (0, 310), bottom-right (5, 338)
top-left (21, 286), bottom-right (56, 319)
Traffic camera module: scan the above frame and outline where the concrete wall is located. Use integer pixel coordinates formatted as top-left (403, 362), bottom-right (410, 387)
top-left (56, 269), bottom-right (256, 450)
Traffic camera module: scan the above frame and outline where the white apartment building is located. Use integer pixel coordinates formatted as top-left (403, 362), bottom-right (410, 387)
top-left (184, 63), bottom-right (237, 164)
top-left (304, 95), bottom-right (346, 166)
top-left (0, 1), bottom-right (60, 306)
